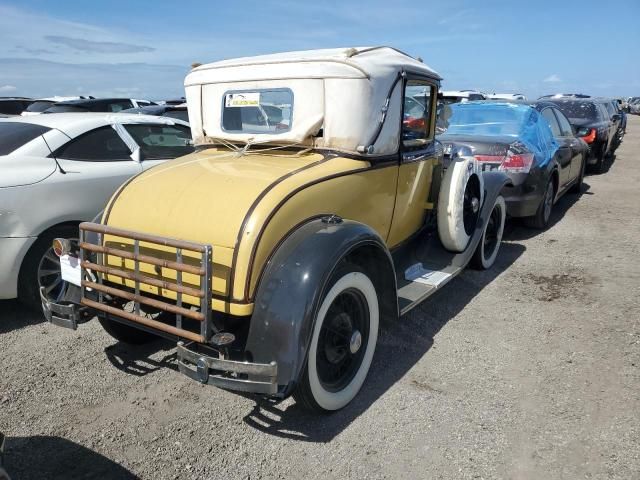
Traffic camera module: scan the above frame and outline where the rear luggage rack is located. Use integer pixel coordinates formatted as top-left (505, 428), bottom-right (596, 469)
top-left (78, 222), bottom-right (213, 343)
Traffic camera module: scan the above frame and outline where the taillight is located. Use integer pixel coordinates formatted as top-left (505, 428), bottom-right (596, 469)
top-left (403, 117), bottom-right (427, 130)
top-left (52, 238), bottom-right (72, 257)
top-left (580, 128), bottom-right (596, 144)
top-left (474, 152), bottom-right (534, 173)
top-left (500, 152), bottom-right (534, 173)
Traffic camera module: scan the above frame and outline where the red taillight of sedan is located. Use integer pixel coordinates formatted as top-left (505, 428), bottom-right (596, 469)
top-left (474, 152), bottom-right (534, 173)
top-left (579, 128), bottom-right (597, 144)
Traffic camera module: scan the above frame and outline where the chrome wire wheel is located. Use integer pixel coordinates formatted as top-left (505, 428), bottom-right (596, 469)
top-left (37, 238), bottom-right (76, 302)
top-left (316, 288), bottom-right (370, 393)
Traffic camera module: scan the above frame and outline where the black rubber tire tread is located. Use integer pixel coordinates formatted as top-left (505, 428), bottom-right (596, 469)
top-left (293, 261), bottom-right (374, 413)
top-left (524, 178), bottom-right (555, 230)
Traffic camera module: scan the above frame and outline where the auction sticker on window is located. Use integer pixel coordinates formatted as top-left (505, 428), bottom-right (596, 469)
top-left (225, 92), bottom-right (260, 107)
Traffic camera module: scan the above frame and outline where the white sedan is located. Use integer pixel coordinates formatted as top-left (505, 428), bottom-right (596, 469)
top-left (0, 113), bottom-right (193, 308)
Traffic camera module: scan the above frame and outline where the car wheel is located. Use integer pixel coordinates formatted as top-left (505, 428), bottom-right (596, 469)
top-left (569, 154), bottom-right (585, 194)
top-left (18, 225), bottom-right (78, 311)
top-left (98, 316), bottom-right (157, 345)
top-left (524, 178), bottom-right (555, 230)
top-left (471, 196), bottom-right (505, 270)
top-left (592, 145), bottom-right (606, 174)
top-left (438, 157), bottom-right (483, 252)
top-left (294, 263), bottom-right (379, 412)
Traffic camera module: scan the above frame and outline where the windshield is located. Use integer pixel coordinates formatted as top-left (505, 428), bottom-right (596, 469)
top-left (124, 123), bottom-right (194, 159)
top-left (0, 122), bottom-right (51, 155)
top-left (25, 100), bottom-right (54, 113)
top-left (550, 101), bottom-right (599, 121)
top-left (221, 89), bottom-right (293, 134)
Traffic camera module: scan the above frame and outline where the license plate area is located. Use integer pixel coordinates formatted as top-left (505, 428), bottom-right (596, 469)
top-left (60, 254), bottom-right (82, 287)
top-left (77, 222), bottom-right (213, 344)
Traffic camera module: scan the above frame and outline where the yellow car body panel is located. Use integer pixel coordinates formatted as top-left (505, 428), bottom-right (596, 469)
top-left (101, 147), bottom-right (437, 315)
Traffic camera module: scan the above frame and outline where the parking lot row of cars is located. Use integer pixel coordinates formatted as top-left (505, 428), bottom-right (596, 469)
top-left (0, 47), bottom-right (633, 423)
top-left (0, 96), bottom-right (188, 122)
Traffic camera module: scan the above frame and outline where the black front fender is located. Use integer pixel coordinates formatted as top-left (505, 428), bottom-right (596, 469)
top-left (246, 217), bottom-right (395, 397)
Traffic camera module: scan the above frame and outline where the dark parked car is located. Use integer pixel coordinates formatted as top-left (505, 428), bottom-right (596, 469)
top-left (439, 101), bottom-right (587, 229)
top-left (547, 98), bottom-right (615, 173)
top-left (122, 104), bottom-right (189, 123)
top-left (42, 98), bottom-right (155, 114)
top-left (0, 97), bottom-right (33, 116)
top-left (599, 98), bottom-right (626, 149)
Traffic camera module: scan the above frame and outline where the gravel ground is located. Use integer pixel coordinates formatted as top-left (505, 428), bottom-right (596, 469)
top-left (1, 117), bottom-right (639, 480)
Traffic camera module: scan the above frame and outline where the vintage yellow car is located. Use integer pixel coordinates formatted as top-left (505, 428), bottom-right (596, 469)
top-left (42, 47), bottom-right (508, 412)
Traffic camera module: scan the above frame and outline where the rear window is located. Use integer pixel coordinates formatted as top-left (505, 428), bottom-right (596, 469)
top-left (0, 122), bottom-right (51, 155)
top-left (551, 101), bottom-right (599, 121)
top-left (0, 100), bottom-right (29, 115)
top-left (44, 105), bottom-right (89, 113)
top-left (221, 89), bottom-right (293, 134)
top-left (25, 100), bottom-right (55, 113)
top-left (124, 123), bottom-right (194, 159)
top-left (443, 103), bottom-right (524, 136)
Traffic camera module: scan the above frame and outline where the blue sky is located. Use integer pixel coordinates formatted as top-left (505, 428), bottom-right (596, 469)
top-left (0, 0), bottom-right (638, 100)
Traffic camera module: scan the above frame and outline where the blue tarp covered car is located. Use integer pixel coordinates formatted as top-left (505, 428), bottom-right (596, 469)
top-left (438, 101), bottom-right (588, 229)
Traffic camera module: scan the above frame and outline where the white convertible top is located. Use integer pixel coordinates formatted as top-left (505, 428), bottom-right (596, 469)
top-left (184, 47), bottom-right (441, 156)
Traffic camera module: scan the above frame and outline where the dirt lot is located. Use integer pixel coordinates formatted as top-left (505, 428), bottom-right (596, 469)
top-left (1, 117), bottom-right (639, 480)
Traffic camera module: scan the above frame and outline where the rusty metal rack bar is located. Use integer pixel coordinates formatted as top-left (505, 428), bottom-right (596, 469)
top-left (78, 222), bottom-right (213, 344)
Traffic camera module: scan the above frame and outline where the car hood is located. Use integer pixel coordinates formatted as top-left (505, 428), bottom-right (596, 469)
top-left (103, 148), bottom-right (330, 249)
top-left (0, 155), bottom-right (57, 188)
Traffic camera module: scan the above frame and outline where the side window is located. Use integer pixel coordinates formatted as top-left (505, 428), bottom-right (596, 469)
top-left (56, 126), bottom-right (131, 161)
top-left (554, 109), bottom-right (573, 137)
top-left (402, 80), bottom-right (435, 149)
top-left (541, 108), bottom-right (561, 137)
top-left (123, 123), bottom-right (194, 159)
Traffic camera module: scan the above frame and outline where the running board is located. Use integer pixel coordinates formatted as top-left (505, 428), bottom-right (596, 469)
top-left (392, 229), bottom-right (473, 315)
top-left (398, 263), bottom-right (462, 315)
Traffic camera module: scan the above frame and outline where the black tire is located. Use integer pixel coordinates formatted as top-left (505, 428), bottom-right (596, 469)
top-left (470, 196), bottom-right (505, 270)
top-left (592, 144), bottom-right (606, 174)
top-left (294, 262), bottom-right (379, 412)
top-left (524, 177), bottom-right (555, 230)
top-left (18, 224), bottom-right (78, 311)
top-left (569, 154), bottom-right (585, 194)
top-left (98, 316), bottom-right (157, 345)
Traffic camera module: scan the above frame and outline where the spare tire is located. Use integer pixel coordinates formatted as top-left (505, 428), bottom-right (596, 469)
top-left (437, 157), bottom-right (483, 252)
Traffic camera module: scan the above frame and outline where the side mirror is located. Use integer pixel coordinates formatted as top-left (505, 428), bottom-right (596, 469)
top-left (612, 113), bottom-right (621, 122)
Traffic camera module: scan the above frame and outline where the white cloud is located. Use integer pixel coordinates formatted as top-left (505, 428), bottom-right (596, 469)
top-left (0, 85), bottom-right (17, 92)
top-left (44, 36), bottom-right (154, 54)
top-left (543, 74), bottom-right (561, 83)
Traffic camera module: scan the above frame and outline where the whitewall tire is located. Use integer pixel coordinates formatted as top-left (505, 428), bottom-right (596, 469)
top-left (438, 157), bottom-right (484, 253)
top-left (295, 266), bottom-right (379, 412)
top-left (471, 195), bottom-right (506, 270)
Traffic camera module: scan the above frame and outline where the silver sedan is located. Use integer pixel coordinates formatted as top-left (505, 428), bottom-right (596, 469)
top-left (0, 112), bottom-right (193, 309)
